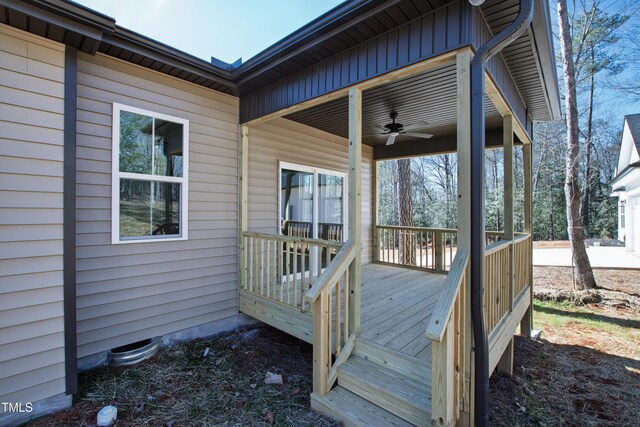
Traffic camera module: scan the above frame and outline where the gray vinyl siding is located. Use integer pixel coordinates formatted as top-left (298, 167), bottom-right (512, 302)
top-left (0, 23), bottom-right (66, 411)
top-left (75, 52), bottom-right (239, 358)
top-left (247, 118), bottom-right (373, 263)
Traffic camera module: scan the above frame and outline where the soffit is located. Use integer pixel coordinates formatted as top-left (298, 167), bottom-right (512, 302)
top-left (285, 62), bottom-right (502, 147)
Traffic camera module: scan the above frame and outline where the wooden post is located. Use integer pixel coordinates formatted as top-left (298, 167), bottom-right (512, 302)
top-left (372, 160), bottom-right (379, 263)
top-left (431, 316), bottom-right (455, 426)
top-left (312, 291), bottom-right (329, 395)
top-left (348, 87), bottom-right (362, 335)
top-left (520, 142), bottom-right (533, 337)
top-left (497, 115), bottom-right (515, 376)
top-left (239, 125), bottom-right (249, 292)
top-left (435, 230), bottom-right (443, 273)
top-left (456, 49), bottom-right (473, 426)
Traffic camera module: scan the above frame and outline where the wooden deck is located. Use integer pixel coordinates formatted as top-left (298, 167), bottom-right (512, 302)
top-left (359, 264), bottom-right (445, 359)
top-left (239, 262), bottom-right (445, 361)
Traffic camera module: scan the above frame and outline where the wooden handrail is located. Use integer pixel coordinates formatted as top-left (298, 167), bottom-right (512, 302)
top-left (485, 239), bottom-right (511, 256)
top-left (513, 233), bottom-right (530, 243)
top-left (242, 231), bottom-right (343, 248)
top-left (425, 249), bottom-right (469, 341)
top-left (305, 239), bottom-right (356, 303)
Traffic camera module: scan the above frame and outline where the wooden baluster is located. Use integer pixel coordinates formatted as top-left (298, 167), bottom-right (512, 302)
top-left (292, 243), bottom-right (298, 308)
top-left (279, 240), bottom-right (284, 302)
top-left (247, 237), bottom-right (252, 292)
top-left (336, 279), bottom-right (341, 356)
top-left (344, 270), bottom-right (349, 340)
top-left (419, 231), bottom-right (423, 268)
top-left (272, 239), bottom-right (277, 299)
top-left (328, 285), bottom-right (333, 358)
top-left (285, 241), bottom-right (291, 305)
top-left (266, 239), bottom-right (271, 298)
top-left (254, 237), bottom-right (259, 293)
top-left (300, 244), bottom-right (306, 311)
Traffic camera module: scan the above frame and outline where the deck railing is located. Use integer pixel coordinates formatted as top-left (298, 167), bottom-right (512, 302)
top-left (426, 250), bottom-right (469, 426)
top-left (484, 234), bottom-right (531, 339)
top-left (305, 239), bottom-right (357, 396)
top-left (241, 232), bottom-right (343, 311)
top-left (375, 226), bottom-right (457, 272)
top-left (426, 233), bottom-right (532, 425)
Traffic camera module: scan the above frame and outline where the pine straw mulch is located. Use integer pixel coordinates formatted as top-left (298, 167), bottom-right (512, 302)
top-left (490, 267), bottom-right (640, 426)
top-left (27, 327), bottom-right (338, 427)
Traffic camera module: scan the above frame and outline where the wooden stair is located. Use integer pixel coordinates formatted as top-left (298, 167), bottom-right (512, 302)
top-left (311, 338), bottom-right (432, 426)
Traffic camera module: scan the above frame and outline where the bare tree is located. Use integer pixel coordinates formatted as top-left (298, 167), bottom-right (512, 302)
top-left (557, 0), bottom-right (597, 290)
top-left (397, 158), bottom-right (415, 265)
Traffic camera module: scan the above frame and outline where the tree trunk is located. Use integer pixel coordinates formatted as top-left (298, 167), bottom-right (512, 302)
top-left (557, 0), bottom-right (597, 290)
top-left (581, 48), bottom-right (595, 235)
top-left (397, 158), bottom-right (415, 266)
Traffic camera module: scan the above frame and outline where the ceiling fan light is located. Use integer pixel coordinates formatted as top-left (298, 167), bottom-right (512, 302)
top-left (468, 0), bottom-right (485, 6)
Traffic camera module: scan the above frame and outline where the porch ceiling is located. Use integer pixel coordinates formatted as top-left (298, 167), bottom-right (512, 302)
top-left (285, 62), bottom-right (502, 148)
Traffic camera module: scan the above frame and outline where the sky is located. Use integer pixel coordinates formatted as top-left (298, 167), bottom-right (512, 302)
top-left (75, 0), bottom-right (344, 63)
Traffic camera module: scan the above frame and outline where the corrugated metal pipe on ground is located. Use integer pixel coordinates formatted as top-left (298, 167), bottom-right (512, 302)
top-left (469, 0), bottom-right (534, 425)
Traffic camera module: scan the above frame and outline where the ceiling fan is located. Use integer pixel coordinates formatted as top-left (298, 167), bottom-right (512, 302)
top-left (365, 111), bottom-right (433, 145)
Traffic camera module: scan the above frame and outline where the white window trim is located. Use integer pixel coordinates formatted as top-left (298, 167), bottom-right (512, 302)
top-left (111, 103), bottom-right (189, 244)
top-left (278, 161), bottom-right (348, 280)
top-left (278, 161), bottom-right (348, 242)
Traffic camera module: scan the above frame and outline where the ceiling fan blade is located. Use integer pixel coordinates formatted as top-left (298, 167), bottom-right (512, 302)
top-left (385, 134), bottom-right (397, 145)
top-left (403, 132), bottom-right (433, 139)
top-left (402, 120), bottom-right (430, 131)
top-left (363, 133), bottom-right (386, 137)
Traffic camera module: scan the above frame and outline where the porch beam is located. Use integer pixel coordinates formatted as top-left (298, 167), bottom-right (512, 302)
top-left (348, 87), bottom-right (362, 335)
top-left (242, 51), bottom-right (457, 127)
top-left (373, 129), bottom-right (519, 160)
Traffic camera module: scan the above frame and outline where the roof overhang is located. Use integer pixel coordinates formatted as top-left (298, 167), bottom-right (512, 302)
top-left (610, 161), bottom-right (640, 186)
top-left (530, 0), bottom-right (561, 120)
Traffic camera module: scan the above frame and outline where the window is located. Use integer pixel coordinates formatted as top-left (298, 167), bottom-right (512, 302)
top-left (279, 162), bottom-right (347, 242)
top-left (620, 201), bottom-right (625, 228)
top-left (111, 103), bottom-right (189, 243)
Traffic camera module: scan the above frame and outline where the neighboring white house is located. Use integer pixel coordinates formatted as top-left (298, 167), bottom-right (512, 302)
top-left (612, 113), bottom-right (640, 256)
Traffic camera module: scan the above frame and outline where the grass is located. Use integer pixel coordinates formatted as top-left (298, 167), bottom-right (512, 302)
top-left (533, 300), bottom-right (640, 344)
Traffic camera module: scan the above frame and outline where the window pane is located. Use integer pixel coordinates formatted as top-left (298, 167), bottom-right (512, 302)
top-left (120, 179), bottom-right (181, 238)
top-left (318, 174), bottom-right (344, 241)
top-left (153, 119), bottom-right (184, 177)
top-left (119, 111), bottom-right (153, 174)
top-left (281, 169), bottom-right (314, 237)
top-left (119, 111), bottom-right (184, 177)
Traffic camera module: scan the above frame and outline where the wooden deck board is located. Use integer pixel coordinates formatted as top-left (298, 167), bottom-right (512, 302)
top-left (240, 263), bottom-right (446, 360)
top-left (361, 264), bottom-right (444, 358)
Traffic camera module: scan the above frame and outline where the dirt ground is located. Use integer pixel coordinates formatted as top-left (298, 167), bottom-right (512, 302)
top-left (534, 266), bottom-right (639, 296)
top-left (490, 267), bottom-right (640, 426)
top-left (28, 328), bottom-right (337, 427)
top-left (533, 241), bottom-right (571, 249)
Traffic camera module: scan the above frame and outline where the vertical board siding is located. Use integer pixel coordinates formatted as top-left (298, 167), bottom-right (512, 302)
top-left (75, 52), bottom-right (240, 358)
top-left (0, 23), bottom-right (66, 413)
top-left (470, 7), bottom-right (530, 137)
top-left (247, 118), bottom-right (373, 263)
top-left (240, 2), bottom-right (468, 123)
